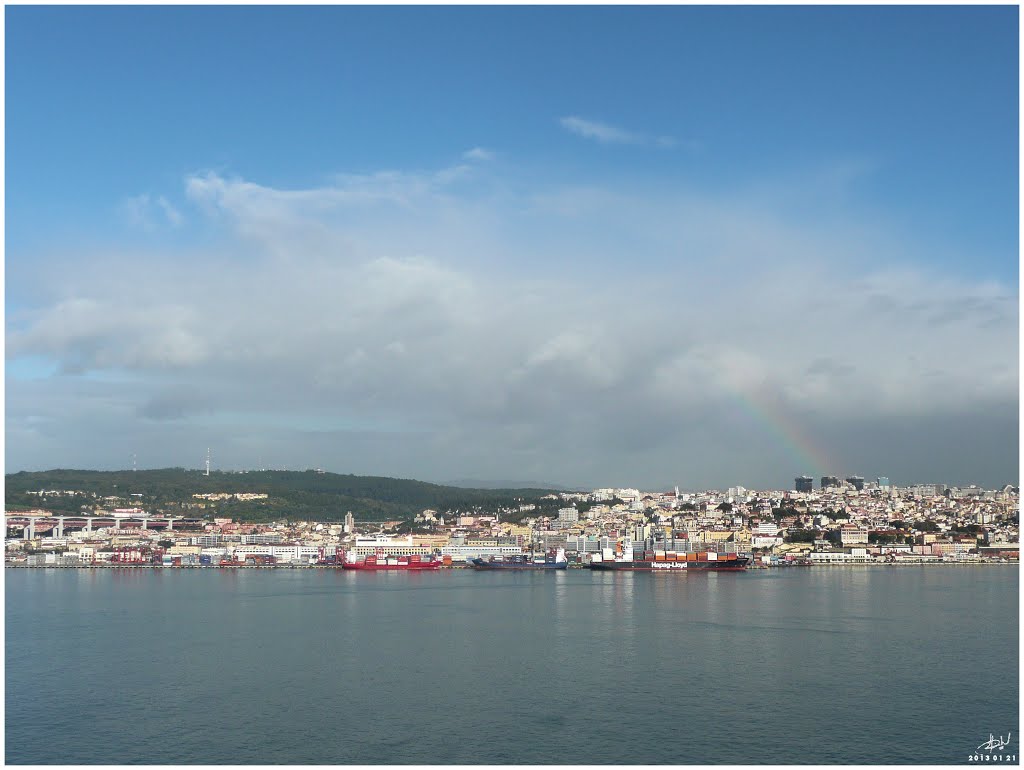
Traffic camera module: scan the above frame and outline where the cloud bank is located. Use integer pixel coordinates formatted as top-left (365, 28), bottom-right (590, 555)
top-left (7, 161), bottom-right (1018, 488)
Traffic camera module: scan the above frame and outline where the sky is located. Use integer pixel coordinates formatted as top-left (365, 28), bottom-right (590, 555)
top-left (5, 5), bottom-right (1020, 491)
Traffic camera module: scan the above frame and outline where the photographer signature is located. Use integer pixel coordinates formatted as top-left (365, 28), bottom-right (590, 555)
top-left (978, 733), bottom-right (1012, 751)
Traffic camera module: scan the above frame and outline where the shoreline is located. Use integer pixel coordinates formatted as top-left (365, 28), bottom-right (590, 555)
top-left (5, 561), bottom-right (1018, 570)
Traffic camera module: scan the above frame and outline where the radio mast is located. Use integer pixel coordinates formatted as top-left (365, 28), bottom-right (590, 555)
top-left (205, 448), bottom-right (211, 477)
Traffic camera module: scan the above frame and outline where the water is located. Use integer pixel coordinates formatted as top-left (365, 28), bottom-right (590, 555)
top-left (5, 566), bottom-right (1018, 764)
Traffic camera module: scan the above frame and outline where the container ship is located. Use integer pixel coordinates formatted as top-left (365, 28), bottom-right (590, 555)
top-left (588, 540), bottom-right (748, 572)
top-left (471, 547), bottom-right (568, 570)
top-left (341, 551), bottom-right (446, 570)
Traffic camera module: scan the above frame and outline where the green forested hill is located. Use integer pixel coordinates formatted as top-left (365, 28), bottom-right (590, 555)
top-left (4, 468), bottom-right (562, 523)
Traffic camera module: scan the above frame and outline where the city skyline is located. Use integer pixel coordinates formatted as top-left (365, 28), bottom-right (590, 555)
top-left (9, 458), bottom-right (999, 498)
top-left (6, 6), bottom-right (1019, 490)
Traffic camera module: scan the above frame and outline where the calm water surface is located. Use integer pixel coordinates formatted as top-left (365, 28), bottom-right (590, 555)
top-left (6, 566), bottom-right (1018, 764)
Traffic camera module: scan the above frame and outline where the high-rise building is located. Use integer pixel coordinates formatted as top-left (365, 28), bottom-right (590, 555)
top-left (846, 476), bottom-right (865, 491)
top-left (821, 476), bottom-right (841, 489)
top-left (877, 477), bottom-right (891, 490)
top-left (795, 476), bottom-right (814, 493)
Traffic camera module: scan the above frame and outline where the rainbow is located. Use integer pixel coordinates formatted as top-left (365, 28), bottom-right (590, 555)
top-left (728, 382), bottom-right (836, 481)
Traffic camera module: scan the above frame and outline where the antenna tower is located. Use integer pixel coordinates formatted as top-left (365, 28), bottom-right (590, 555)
top-left (205, 448), bottom-right (211, 477)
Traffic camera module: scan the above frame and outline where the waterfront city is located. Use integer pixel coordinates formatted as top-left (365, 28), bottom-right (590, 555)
top-left (6, 5), bottom-right (1018, 765)
top-left (7, 475), bottom-right (1018, 570)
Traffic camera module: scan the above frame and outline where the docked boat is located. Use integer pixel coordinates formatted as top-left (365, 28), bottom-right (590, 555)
top-left (471, 547), bottom-right (568, 570)
top-left (587, 537), bottom-right (748, 571)
top-left (588, 552), bottom-right (749, 571)
top-left (341, 551), bottom-right (444, 570)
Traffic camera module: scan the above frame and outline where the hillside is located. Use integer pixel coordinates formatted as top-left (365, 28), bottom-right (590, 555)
top-left (4, 468), bottom-right (563, 523)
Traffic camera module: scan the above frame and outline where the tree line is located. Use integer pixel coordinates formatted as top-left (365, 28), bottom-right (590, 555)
top-left (5, 469), bottom-right (563, 524)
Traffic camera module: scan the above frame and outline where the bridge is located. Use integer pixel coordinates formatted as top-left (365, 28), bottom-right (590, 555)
top-left (5, 513), bottom-right (205, 539)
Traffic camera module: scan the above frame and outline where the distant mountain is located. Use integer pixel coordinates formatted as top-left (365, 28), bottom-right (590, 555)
top-left (5, 468), bottom-right (564, 523)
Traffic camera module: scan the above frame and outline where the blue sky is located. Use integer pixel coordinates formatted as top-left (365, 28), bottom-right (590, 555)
top-left (6, 6), bottom-right (1019, 489)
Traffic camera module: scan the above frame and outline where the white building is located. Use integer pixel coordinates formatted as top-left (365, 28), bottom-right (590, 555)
top-left (351, 535), bottom-right (430, 556)
top-left (809, 549), bottom-right (873, 563)
top-left (557, 507), bottom-right (579, 526)
top-left (839, 526), bottom-right (870, 545)
top-left (241, 533), bottom-right (283, 545)
top-left (231, 544), bottom-right (322, 563)
top-left (440, 545), bottom-right (521, 562)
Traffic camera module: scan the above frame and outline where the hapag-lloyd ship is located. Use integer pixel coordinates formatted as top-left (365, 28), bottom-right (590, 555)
top-left (587, 536), bottom-right (749, 572)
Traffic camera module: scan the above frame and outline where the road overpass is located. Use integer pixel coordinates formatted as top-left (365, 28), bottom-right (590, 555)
top-left (5, 513), bottom-right (204, 539)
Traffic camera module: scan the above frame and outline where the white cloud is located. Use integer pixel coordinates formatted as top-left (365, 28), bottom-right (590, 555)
top-left (8, 163), bottom-right (1018, 486)
top-left (559, 116), bottom-right (642, 144)
top-left (119, 193), bottom-right (183, 230)
top-left (559, 116), bottom-right (678, 148)
top-left (463, 147), bottom-right (494, 161)
top-left (156, 196), bottom-right (183, 227)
